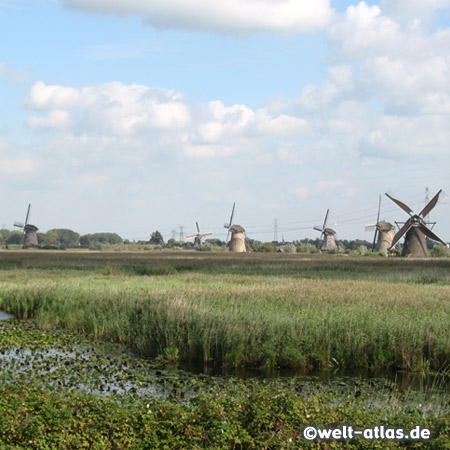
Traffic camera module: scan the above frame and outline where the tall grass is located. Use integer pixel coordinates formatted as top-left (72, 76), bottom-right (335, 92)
top-left (1, 251), bottom-right (449, 372)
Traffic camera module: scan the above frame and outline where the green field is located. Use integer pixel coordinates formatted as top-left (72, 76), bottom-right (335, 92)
top-left (1, 251), bottom-right (450, 372)
top-left (1, 250), bottom-right (450, 448)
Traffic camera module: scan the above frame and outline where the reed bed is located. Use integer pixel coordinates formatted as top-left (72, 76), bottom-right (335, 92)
top-left (1, 251), bottom-right (449, 372)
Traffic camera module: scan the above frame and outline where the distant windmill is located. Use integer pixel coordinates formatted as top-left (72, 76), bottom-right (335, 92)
top-left (313, 209), bottom-right (338, 252)
top-left (14, 204), bottom-right (39, 248)
top-left (186, 222), bottom-right (212, 248)
top-left (386, 190), bottom-right (447, 257)
top-left (224, 202), bottom-right (246, 252)
top-left (365, 195), bottom-right (394, 255)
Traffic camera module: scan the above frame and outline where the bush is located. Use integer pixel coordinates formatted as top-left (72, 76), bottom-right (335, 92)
top-left (431, 244), bottom-right (450, 257)
top-left (296, 244), bottom-right (318, 254)
top-left (259, 243), bottom-right (277, 253)
top-left (282, 243), bottom-right (297, 253)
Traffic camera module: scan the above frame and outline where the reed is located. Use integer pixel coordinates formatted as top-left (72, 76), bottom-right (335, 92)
top-left (1, 251), bottom-right (449, 371)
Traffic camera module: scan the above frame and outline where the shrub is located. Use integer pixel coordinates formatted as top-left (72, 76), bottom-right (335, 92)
top-left (259, 243), bottom-right (277, 253)
top-left (283, 243), bottom-right (297, 253)
top-left (431, 244), bottom-right (450, 257)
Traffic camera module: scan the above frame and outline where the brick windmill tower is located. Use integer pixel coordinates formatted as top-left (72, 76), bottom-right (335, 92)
top-left (313, 209), bottom-right (337, 252)
top-left (14, 204), bottom-right (39, 248)
top-left (224, 202), bottom-right (246, 252)
top-left (365, 195), bottom-right (394, 255)
top-left (386, 190), bottom-right (447, 257)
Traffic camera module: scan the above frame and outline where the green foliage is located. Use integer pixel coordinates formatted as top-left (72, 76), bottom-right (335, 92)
top-left (1, 379), bottom-right (448, 450)
top-left (149, 230), bottom-right (165, 245)
top-left (259, 242), bottom-right (277, 252)
top-left (2, 252), bottom-right (450, 373)
top-left (80, 232), bottom-right (123, 248)
top-left (5, 230), bottom-right (23, 245)
top-left (296, 243), bottom-right (319, 254)
top-left (431, 244), bottom-right (450, 257)
top-left (0, 228), bottom-right (12, 243)
top-left (249, 240), bottom-right (262, 252)
top-left (283, 243), bottom-right (297, 253)
top-left (43, 228), bottom-right (80, 248)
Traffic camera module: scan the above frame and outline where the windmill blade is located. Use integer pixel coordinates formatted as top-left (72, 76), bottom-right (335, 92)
top-left (376, 195), bottom-right (381, 225)
top-left (389, 221), bottom-right (412, 249)
top-left (229, 202), bottom-right (236, 228)
top-left (385, 193), bottom-right (413, 216)
top-left (419, 189), bottom-right (442, 219)
top-left (365, 225), bottom-right (376, 231)
top-left (25, 204), bottom-right (31, 226)
top-left (418, 223), bottom-right (447, 246)
top-left (195, 222), bottom-right (200, 233)
top-left (322, 209), bottom-right (330, 230)
top-left (313, 226), bottom-right (323, 232)
top-left (186, 234), bottom-right (197, 239)
top-left (372, 228), bottom-right (379, 252)
top-left (226, 228), bottom-right (231, 244)
top-left (14, 221), bottom-right (24, 228)
top-left (244, 233), bottom-right (252, 252)
top-left (200, 232), bottom-right (212, 238)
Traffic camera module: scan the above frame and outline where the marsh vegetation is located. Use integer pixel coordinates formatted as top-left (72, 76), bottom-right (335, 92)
top-left (1, 250), bottom-right (449, 448)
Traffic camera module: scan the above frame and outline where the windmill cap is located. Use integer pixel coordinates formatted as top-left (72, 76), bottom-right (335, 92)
top-left (378, 221), bottom-right (394, 232)
top-left (231, 224), bottom-right (245, 233)
top-left (24, 224), bottom-right (38, 232)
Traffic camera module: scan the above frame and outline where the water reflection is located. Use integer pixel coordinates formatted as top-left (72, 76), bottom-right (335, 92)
top-left (174, 361), bottom-right (450, 394)
top-left (0, 311), bottom-right (14, 320)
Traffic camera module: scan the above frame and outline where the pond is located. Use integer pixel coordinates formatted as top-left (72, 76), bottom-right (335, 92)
top-left (0, 312), bottom-right (449, 413)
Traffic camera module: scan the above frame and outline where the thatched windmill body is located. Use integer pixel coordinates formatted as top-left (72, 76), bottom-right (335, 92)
top-left (365, 196), bottom-right (394, 255)
top-left (14, 204), bottom-right (39, 248)
top-left (313, 209), bottom-right (337, 252)
top-left (386, 190), bottom-right (447, 257)
top-left (186, 222), bottom-right (212, 247)
top-left (224, 203), bottom-right (246, 252)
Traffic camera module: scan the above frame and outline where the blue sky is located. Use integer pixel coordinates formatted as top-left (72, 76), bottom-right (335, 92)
top-left (1, 0), bottom-right (450, 243)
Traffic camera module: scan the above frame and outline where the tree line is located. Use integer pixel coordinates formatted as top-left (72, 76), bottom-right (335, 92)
top-left (1, 228), bottom-right (447, 256)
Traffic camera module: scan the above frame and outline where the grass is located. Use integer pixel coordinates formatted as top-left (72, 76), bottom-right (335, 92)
top-left (0, 251), bottom-right (450, 372)
top-left (1, 320), bottom-right (449, 449)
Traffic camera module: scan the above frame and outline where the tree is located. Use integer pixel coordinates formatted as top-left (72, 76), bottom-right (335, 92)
top-left (79, 233), bottom-right (123, 248)
top-left (45, 229), bottom-right (80, 247)
top-left (149, 231), bottom-right (164, 245)
top-left (6, 231), bottom-right (23, 245)
top-left (0, 229), bottom-right (11, 243)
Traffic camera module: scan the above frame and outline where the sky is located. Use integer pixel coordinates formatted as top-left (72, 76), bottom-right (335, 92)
top-left (1, 0), bottom-right (450, 243)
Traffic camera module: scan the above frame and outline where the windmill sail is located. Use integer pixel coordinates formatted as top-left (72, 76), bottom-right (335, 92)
top-left (386, 190), bottom-right (447, 257)
top-left (313, 209), bottom-right (337, 252)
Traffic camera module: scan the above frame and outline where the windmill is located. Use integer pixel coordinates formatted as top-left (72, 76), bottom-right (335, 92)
top-left (313, 209), bottom-right (338, 252)
top-left (14, 204), bottom-right (39, 248)
top-left (186, 222), bottom-right (212, 248)
top-left (365, 195), bottom-right (394, 255)
top-left (385, 190), bottom-right (447, 257)
top-left (224, 202), bottom-right (246, 252)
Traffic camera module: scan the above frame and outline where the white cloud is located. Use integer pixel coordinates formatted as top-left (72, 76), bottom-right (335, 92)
top-left (380, 0), bottom-right (450, 29)
top-left (26, 109), bottom-right (72, 130)
top-left (0, 156), bottom-right (37, 175)
top-left (24, 81), bottom-right (311, 161)
top-left (62, 0), bottom-right (334, 34)
top-left (287, 0), bottom-right (450, 164)
top-left (0, 60), bottom-right (30, 83)
top-left (25, 81), bottom-right (192, 135)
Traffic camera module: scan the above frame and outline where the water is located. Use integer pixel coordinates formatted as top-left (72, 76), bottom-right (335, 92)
top-left (177, 360), bottom-right (450, 394)
top-left (0, 311), bottom-right (14, 321)
top-left (1, 315), bottom-right (448, 406)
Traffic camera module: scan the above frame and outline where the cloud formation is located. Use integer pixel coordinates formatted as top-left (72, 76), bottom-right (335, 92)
top-left (62, 0), bottom-right (334, 33)
top-left (24, 80), bottom-right (311, 160)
